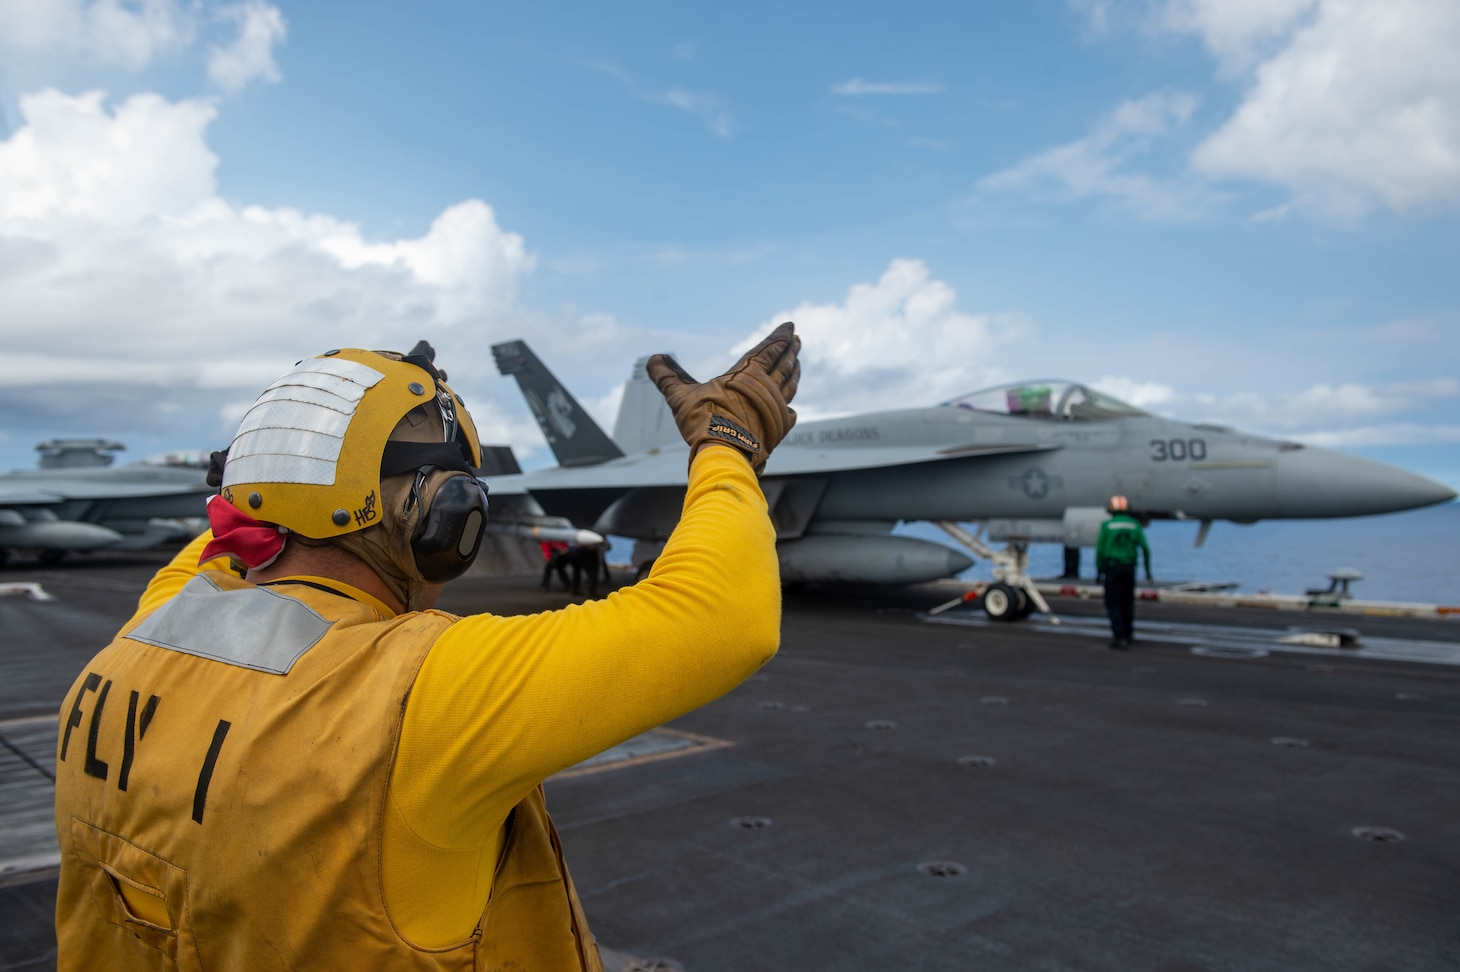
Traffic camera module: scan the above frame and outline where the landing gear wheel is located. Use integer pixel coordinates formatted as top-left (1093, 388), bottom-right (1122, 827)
top-left (982, 583), bottom-right (1020, 622)
top-left (38, 550), bottom-right (65, 566)
top-left (1014, 588), bottom-right (1036, 619)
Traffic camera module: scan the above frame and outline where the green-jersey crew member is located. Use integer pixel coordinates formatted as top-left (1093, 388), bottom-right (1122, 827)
top-left (54, 326), bottom-right (800, 971)
top-left (1095, 494), bottom-right (1152, 650)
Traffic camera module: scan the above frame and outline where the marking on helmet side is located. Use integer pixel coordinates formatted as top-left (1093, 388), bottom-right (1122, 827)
top-left (353, 491), bottom-right (378, 527)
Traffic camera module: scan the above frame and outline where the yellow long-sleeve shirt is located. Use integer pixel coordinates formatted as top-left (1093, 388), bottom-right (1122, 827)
top-left (125, 446), bottom-right (780, 946)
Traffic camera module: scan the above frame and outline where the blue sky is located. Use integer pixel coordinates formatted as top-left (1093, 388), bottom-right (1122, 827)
top-left (0, 0), bottom-right (1456, 491)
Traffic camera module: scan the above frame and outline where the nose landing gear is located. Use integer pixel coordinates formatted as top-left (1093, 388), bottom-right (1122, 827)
top-left (980, 581), bottom-right (1036, 621)
top-left (931, 521), bottom-right (1059, 624)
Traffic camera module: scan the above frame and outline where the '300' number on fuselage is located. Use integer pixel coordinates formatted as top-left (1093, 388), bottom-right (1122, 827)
top-left (1150, 438), bottom-right (1207, 461)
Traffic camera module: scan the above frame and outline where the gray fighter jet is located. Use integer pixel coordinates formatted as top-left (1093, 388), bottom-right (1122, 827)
top-left (0, 439), bottom-right (212, 565)
top-left (486, 342), bottom-right (1455, 619)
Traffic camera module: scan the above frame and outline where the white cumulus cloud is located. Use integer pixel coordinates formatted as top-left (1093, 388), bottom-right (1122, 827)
top-left (0, 88), bottom-right (541, 451)
top-left (1157, 0), bottom-right (1318, 75)
top-left (0, 89), bottom-right (218, 222)
top-left (1187, 0), bottom-right (1460, 218)
top-left (1066, 0), bottom-right (1460, 220)
top-left (582, 383), bottom-right (626, 434)
top-left (0, 0), bottom-right (197, 68)
top-left (0, 1), bottom-right (287, 95)
top-left (733, 259), bottom-right (1021, 416)
top-left (206, 0), bottom-right (286, 93)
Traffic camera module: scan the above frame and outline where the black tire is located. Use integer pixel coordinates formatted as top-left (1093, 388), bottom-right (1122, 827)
top-left (1014, 588), bottom-right (1037, 619)
top-left (983, 583), bottom-right (1019, 622)
top-left (38, 550), bottom-right (65, 566)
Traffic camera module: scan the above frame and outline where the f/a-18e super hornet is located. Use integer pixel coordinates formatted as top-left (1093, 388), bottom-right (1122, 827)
top-left (485, 341), bottom-right (1456, 620)
top-left (0, 439), bottom-right (213, 565)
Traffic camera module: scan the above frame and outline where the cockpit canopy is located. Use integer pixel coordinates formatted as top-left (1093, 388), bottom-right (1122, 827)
top-left (943, 381), bottom-right (1148, 421)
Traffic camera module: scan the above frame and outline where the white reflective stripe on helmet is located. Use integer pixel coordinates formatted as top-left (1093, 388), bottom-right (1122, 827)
top-left (224, 357), bottom-right (387, 488)
top-left (261, 357), bottom-right (384, 398)
top-left (252, 383), bottom-right (358, 413)
top-left (230, 427), bottom-right (347, 463)
top-left (237, 397), bottom-right (355, 435)
top-left (224, 453), bottom-right (338, 487)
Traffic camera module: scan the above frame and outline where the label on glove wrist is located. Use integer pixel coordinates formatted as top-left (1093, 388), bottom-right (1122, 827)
top-left (707, 414), bottom-right (761, 454)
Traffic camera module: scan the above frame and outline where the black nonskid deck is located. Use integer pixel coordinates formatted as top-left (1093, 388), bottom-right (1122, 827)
top-left (3, 555), bottom-right (1457, 970)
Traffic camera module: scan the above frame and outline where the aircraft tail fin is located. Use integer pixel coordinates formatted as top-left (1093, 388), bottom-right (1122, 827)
top-left (613, 355), bottom-right (682, 454)
top-left (491, 341), bottom-right (624, 467)
top-left (475, 444), bottom-right (522, 477)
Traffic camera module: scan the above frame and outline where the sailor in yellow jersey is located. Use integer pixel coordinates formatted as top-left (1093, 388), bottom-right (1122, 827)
top-left (53, 325), bottom-right (800, 971)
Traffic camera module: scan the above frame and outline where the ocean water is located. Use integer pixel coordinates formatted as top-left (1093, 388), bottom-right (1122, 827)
top-left (898, 502), bottom-right (1460, 607)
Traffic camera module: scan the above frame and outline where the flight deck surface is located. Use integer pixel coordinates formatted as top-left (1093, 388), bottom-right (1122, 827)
top-left (3, 552), bottom-right (1457, 970)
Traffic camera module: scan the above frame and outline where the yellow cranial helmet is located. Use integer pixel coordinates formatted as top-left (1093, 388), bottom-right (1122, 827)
top-left (219, 348), bottom-right (481, 539)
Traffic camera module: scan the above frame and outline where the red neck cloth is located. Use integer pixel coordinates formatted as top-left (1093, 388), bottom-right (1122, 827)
top-left (199, 495), bottom-right (287, 570)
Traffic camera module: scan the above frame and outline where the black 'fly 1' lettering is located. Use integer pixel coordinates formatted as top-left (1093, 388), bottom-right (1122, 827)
top-left (59, 672), bottom-right (102, 763)
top-left (84, 679), bottom-right (113, 781)
top-left (192, 720), bottom-right (231, 824)
top-left (118, 691), bottom-right (162, 792)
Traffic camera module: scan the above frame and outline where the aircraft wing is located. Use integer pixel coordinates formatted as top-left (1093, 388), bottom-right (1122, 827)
top-left (482, 440), bottom-right (1058, 493)
top-left (0, 486), bottom-right (70, 505)
top-left (0, 479), bottom-right (210, 505)
top-left (769, 441), bottom-right (1058, 476)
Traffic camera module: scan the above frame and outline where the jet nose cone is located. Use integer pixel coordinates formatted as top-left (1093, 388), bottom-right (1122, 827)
top-left (948, 548), bottom-right (975, 576)
top-left (1277, 446), bottom-right (1457, 517)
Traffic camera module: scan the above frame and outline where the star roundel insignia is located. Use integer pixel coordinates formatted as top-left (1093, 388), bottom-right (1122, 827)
top-left (1021, 468), bottom-right (1050, 499)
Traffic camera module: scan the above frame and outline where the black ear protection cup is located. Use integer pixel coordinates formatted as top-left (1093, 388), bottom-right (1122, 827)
top-left (407, 469), bottom-right (490, 582)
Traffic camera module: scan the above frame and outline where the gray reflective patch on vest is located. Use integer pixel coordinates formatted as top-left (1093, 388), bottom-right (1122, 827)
top-left (127, 575), bottom-right (334, 675)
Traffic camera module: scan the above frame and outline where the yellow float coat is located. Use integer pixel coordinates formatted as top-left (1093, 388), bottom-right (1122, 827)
top-left (54, 447), bottom-right (780, 969)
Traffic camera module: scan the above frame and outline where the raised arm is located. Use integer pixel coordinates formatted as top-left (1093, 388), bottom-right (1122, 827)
top-left (391, 323), bottom-right (799, 855)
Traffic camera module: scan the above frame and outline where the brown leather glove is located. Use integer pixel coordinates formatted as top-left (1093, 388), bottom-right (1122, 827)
top-left (646, 321), bottom-right (800, 473)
